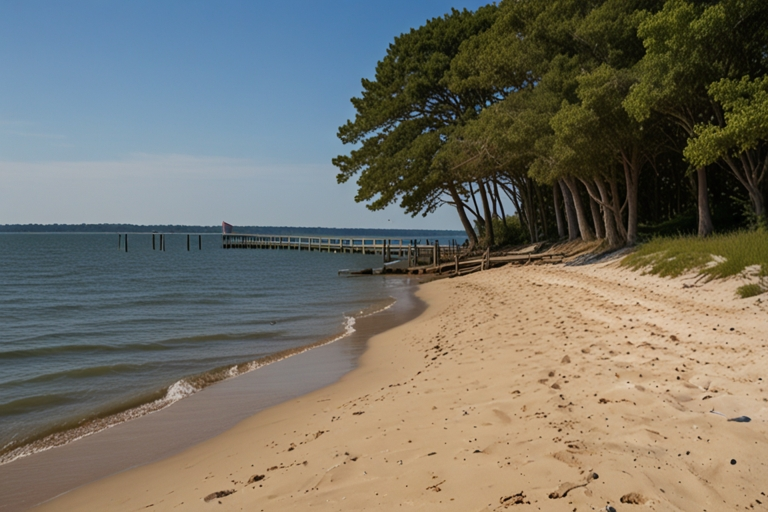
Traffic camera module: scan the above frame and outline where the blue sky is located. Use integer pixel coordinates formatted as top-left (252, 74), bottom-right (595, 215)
top-left (0, 1), bottom-right (490, 229)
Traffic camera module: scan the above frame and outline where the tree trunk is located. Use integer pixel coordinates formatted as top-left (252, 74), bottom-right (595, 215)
top-left (478, 180), bottom-right (495, 247)
top-left (553, 183), bottom-right (566, 239)
top-left (588, 193), bottom-right (605, 240)
top-left (594, 178), bottom-right (623, 248)
top-left (609, 178), bottom-right (628, 241)
top-left (559, 180), bottom-right (580, 240)
top-left (622, 150), bottom-right (642, 246)
top-left (750, 187), bottom-right (766, 227)
top-left (724, 153), bottom-right (767, 226)
top-left (563, 176), bottom-right (595, 242)
top-left (749, 186), bottom-right (766, 220)
top-left (525, 179), bottom-right (539, 242)
top-left (535, 183), bottom-right (549, 238)
top-left (696, 167), bottom-right (714, 237)
top-left (507, 184), bottom-right (530, 239)
top-left (469, 182), bottom-right (483, 228)
top-left (491, 185), bottom-right (499, 220)
top-left (449, 184), bottom-right (478, 250)
top-left (494, 181), bottom-right (508, 226)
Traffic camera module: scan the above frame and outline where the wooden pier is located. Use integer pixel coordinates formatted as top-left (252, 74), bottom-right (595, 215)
top-left (221, 233), bottom-right (565, 278)
top-left (221, 233), bottom-right (463, 265)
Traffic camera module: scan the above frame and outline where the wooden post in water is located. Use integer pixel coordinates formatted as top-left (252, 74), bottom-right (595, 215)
top-left (152, 234), bottom-right (156, 250)
top-left (118, 234), bottom-right (121, 250)
top-left (187, 234), bottom-right (190, 251)
top-left (125, 234), bottom-right (128, 252)
top-left (199, 235), bottom-right (202, 250)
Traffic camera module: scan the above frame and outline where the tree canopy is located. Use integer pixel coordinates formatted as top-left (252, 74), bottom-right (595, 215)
top-left (335, 0), bottom-right (768, 248)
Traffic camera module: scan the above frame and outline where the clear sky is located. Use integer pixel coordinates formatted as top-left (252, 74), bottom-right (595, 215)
top-left (0, 1), bottom-right (490, 229)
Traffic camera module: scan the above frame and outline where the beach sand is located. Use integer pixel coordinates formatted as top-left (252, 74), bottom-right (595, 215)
top-left (35, 258), bottom-right (768, 511)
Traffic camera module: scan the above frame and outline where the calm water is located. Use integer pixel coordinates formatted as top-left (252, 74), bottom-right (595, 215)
top-left (0, 233), bottom-right (406, 463)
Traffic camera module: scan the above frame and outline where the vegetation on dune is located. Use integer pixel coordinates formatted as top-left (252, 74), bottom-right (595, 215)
top-left (334, 0), bottom-right (768, 251)
top-left (621, 230), bottom-right (768, 296)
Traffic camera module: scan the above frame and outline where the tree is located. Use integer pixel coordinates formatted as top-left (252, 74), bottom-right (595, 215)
top-left (625, 0), bottom-right (768, 236)
top-left (685, 76), bottom-right (768, 226)
top-left (333, 6), bottom-right (502, 249)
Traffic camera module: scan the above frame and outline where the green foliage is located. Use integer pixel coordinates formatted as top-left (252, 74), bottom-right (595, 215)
top-left (626, 0), bottom-right (768, 126)
top-left (494, 215), bottom-right (529, 248)
top-left (475, 215), bottom-right (528, 248)
top-left (621, 231), bottom-right (768, 283)
top-left (637, 211), bottom-right (698, 238)
top-left (737, 283), bottom-right (766, 299)
top-left (333, 6), bottom-right (500, 216)
top-left (685, 76), bottom-right (768, 167)
top-left (335, 0), bottom-right (768, 246)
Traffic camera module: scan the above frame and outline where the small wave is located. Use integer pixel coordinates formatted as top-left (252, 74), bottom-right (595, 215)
top-left (0, 363), bottom-right (151, 390)
top-left (0, 343), bottom-right (149, 360)
top-left (356, 297), bottom-right (397, 318)
top-left (0, 304), bottom-right (386, 466)
top-left (0, 331), bottom-right (279, 360)
top-left (0, 394), bottom-right (76, 416)
top-left (162, 379), bottom-right (198, 402)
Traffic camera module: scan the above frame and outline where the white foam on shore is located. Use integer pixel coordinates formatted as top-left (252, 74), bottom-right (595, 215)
top-left (164, 379), bottom-right (198, 402)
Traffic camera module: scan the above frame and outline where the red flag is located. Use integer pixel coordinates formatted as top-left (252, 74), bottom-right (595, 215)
top-left (222, 222), bottom-right (234, 234)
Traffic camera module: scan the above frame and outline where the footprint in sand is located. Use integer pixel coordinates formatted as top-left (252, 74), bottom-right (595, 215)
top-left (203, 489), bottom-right (235, 502)
top-left (493, 409), bottom-right (512, 424)
top-left (620, 492), bottom-right (647, 504)
top-left (548, 472), bottom-right (598, 499)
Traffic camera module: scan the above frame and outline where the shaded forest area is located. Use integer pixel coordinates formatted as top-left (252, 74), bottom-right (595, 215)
top-left (334, 0), bottom-right (768, 250)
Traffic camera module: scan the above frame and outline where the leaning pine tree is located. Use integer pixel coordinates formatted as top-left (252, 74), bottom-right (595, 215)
top-left (332, 6), bottom-right (505, 250)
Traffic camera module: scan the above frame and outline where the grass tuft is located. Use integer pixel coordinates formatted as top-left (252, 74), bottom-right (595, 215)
top-left (737, 283), bottom-right (766, 299)
top-left (621, 231), bottom-right (768, 295)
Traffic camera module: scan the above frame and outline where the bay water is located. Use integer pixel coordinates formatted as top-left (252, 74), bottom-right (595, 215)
top-left (0, 233), bottom-right (409, 464)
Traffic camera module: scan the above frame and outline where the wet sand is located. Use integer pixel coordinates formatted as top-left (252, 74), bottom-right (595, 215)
top-left (0, 280), bottom-right (423, 512)
top-left (30, 259), bottom-right (768, 511)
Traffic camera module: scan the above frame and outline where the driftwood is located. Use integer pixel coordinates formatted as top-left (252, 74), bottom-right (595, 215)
top-left (410, 250), bottom-right (565, 277)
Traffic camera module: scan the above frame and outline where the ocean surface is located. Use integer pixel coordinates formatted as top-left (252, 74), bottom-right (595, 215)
top-left (0, 233), bottom-right (411, 464)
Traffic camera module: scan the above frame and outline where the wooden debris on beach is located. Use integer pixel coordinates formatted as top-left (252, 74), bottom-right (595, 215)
top-left (344, 243), bottom-right (567, 277)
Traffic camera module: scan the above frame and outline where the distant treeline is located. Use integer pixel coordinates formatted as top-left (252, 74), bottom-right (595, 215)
top-left (0, 224), bottom-right (465, 239)
top-left (334, 0), bottom-right (768, 250)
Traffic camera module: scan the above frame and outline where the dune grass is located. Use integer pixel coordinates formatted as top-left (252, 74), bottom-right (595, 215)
top-left (621, 231), bottom-right (768, 297)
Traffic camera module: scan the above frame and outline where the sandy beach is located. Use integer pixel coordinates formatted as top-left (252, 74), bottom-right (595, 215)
top-left (35, 257), bottom-right (768, 511)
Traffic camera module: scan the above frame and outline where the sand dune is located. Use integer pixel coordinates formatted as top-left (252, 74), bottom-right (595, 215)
top-left (36, 257), bottom-right (768, 511)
